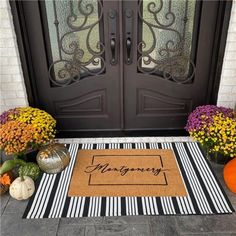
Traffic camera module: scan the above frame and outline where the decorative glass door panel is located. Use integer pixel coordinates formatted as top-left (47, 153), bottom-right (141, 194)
top-left (139, 0), bottom-right (197, 83)
top-left (45, 0), bottom-right (104, 86)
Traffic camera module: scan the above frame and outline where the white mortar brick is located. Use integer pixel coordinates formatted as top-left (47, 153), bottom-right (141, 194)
top-left (229, 23), bottom-right (236, 32)
top-left (231, 103), bottom-right (236, 110)
top-left (0, 9), bottom-right (9, 20)
top-left (1, 65), bottom-right (21, 75)
top-left (1, 82), bottom-right (24, 91)
top-left (219, 85), bottom-right (233, 93)
top-left (6, 98), bottom-right (27, 106)
top-left (232, 87), bottom-right (236, 93)
top-left (226, 42), bottom-right (236, 51)
top-left (0, 0), bottom-right (7, 8)
top-left (0, 48), bottom-right (17, 57)
top-left (232, 92), bottom-right (236, 99)
top-left (1, 91), bottom-right (17, 99)
top-left (225, 52), bottom-right (236, 60)
top-left (0, 99), bottom-right (5, 106)
top-left (0, 65), bottom-right (21, 74)
top-left (0, 74), bottom-right (12, 82)
top-left (0, 57), bottom-right (9, 65)
top-left (219, 78), bottom-right (236, 86)
top-left (12, 74), bottom-right (23, 81)
top-left (0, 28), bottom-right (13, 39)
top-left (218, 94), bottom-right (235, 102)
top-left (0, 38), bottom-right (15, 48)
top-left (0, 0), bottom-right (28, 113)
top-left (7, 57), bottom-right (19, 65)
top-left (223, 60), bottom-right (236, 69)
top-left (227, 33), bottom-right (236, 42)
top-left (217, 1), bottom-right (236, 109)
top-left (16, 91), bottom-right (26, 98)
top-left (222, 69), bottom-right (236, 77)
top-left (1, 19), bottom-right (11, 28)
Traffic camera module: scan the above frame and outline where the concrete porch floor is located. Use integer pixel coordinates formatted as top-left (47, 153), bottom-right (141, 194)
top-left (0, 137), bottom-right (236, 236)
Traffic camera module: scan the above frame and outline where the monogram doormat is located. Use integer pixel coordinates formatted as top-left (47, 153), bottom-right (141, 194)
top-left (68, 149), bottom-right (187, 197)
top-left (23, 142), bottom-right (234, 219)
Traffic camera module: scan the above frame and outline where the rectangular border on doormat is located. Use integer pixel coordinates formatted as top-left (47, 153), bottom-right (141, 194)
top-left (88, 154), bottom-right (167, 186)
top-left (22, 142), bottom-right (235, 219)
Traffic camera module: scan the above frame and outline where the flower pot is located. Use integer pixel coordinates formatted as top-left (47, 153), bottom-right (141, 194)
top-left (1, 149), bottom-right (39, 164)
top-left (200, 145), bottom-right (231, 165)
top-left (17, 150), bottom-right (39, 163)
top-left (208, 152), bottom-right (231, 165)
top-left (0, 184), bottom-right (9, 195)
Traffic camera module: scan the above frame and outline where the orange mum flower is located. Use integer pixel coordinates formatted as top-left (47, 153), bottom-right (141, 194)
top-left (0, 173), bottom-right (11, 186)
top-left (0, 120), bottom-right (36, 155)
top-left (0, 107), bottom-right (56, 156)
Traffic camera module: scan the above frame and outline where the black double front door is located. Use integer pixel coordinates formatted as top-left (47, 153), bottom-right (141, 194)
top-left (19, 0), bottom-right (222, 132)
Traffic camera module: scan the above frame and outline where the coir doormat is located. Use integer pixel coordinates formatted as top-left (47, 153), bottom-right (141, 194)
top-left (23, 142), bottom-right (234, 219)
top-left (68, 149), bottom-right (187, 197)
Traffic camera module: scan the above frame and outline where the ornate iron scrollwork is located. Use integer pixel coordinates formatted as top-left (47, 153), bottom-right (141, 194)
top-left (138, 0), bottom-right (196, 84)
top-left (48, 0), bottom-right (105, 86)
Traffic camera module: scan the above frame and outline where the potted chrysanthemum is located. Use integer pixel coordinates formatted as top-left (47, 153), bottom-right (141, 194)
top-left (185, 105), bottom-right (236, 164)
top-left (0, 107), bottom-right (56, 181)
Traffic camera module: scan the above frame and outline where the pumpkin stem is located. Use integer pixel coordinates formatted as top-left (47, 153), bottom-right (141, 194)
top-left (20, 174), bottom-right (24, 181)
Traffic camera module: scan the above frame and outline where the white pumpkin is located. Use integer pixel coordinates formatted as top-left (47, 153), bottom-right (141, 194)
top-left (9, 176), bottom-right (35, 200)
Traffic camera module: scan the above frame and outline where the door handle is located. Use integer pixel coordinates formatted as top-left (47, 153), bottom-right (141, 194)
top-left (126, 37), bottom-right (132, 63)
top-left (108, 9), bottom-right (118, 65)
top-left (125, 9), bottom-right (133, 64)
top-left (110, 37), bottom-right (116, 64)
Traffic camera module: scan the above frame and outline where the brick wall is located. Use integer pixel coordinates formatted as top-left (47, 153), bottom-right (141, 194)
top-left (217, 1), bottom-right (236, 110)
top-left (0, 0), bottom-right (235, 113)
top-left (0, 0), bottom-right (28, 113)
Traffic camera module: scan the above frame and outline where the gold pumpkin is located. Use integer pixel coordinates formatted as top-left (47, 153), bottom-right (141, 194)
top-left (36, 143), bottom-right (70, 174)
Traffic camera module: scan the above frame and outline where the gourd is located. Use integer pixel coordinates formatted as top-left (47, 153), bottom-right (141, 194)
top-left (223, 158), bottom-right (236, 194)
top-left (9, 176), bottom-right (35, 200)
top-left (36, 143), bottom-right (70, 174)
top-left (0, 159), bottom-right (26, 175)
top-left (19, 163), bottom-right (40, 181)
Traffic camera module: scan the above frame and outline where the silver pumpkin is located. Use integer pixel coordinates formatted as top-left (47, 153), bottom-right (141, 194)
top-left (36, 143), bottom-right (70, 174)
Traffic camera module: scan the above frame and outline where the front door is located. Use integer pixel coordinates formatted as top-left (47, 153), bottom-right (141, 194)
top-left (123, 1), bottom-right (219, 130)
top-left (17, 0), bottom-right (223, 132)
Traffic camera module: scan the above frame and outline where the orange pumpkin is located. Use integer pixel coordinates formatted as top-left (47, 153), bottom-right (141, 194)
top-left (223, 158), bottom-right (236, 194)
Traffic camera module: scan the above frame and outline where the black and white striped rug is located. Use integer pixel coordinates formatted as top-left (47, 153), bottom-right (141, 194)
top-left (23, 142), bottom-right (234, 219)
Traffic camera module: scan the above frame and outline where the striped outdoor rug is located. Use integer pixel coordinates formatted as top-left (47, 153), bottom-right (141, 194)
top-left (23, 142), bottom-right (234, 219)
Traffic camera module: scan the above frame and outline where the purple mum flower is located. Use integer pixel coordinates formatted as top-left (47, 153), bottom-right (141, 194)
top-left (0, 108), bottom-right (19, 125)
top-left (185, 105), bottom-right (234, 132)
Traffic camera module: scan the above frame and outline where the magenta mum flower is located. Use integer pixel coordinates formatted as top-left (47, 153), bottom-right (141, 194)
top-left (0, 108), bottom-right (19, 125)
top-left (185, 105), bottom-right (234, 132)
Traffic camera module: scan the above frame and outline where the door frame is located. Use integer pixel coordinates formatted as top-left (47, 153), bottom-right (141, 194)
top-left (10, 0), bottom-right (233, 137)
